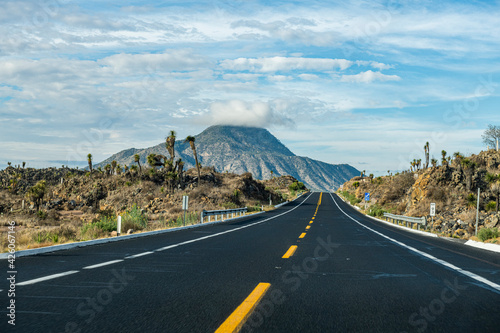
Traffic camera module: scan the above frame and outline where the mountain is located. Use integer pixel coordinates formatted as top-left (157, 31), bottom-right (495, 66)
top-left (95, 125), bottom-right (359, 191)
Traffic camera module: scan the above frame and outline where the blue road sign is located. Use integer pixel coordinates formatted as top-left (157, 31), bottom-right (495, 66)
top-left (365, 193), bottom-right (370, 201)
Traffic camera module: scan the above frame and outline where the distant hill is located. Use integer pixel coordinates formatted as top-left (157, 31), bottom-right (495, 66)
top-left (95, 125), bottom-right (359, 191)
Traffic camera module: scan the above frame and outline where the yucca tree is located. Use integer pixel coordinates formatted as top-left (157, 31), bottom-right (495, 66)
top-left (166, 130), bottom-right (176, 162)
top-left (485, 173), bottom-right (500, 213)
top-left (431, 158), bottom-right (438, 168)
top-left (134, 154), bottom-right (142, 174)
top-left (111, 160), bottom-right (117, 175)
top-left (22, 161), bottom-right (26, 169)
top-left (461, 158), bottom-right (476, 191)
top-left (26, 180), bottom-right (46, 211)
top-left (104, 164), bottom-right (111, 176)
top-left (441, 150), bottom-right (447, 166)
top-left (424, 142), bottom-right (430, 169)
top-left (87, 153), bottom-right (93, 173)
top-left (185, 135), bottom-right (200, 184)
top-left (147, 154), bottom-right (157, 169)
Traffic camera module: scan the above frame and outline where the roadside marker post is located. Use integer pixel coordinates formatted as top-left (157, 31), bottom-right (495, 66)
top-left (364, 193), bottom-right (370, 210)
top-left (117, 216), bottom-right (121, 236)
top-left (475, 188), bottom-right (480, 236)
top-left (182, 195), bottom-right (189, 227)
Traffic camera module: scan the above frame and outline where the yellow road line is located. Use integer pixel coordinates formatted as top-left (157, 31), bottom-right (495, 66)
top-left (282, 245), bottom-right (298, 258)
top-left (309, 221), bottom-right (313, 224)
top-left (299, 233), bottom-right (306, 239)
top-left (215, 283), bottom-right (271, 333)
top-left (306, 226), bottom-right (310, 230)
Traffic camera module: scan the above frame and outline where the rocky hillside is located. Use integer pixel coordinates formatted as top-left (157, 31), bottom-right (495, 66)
top-left (95, 125), bottom-right (359, 191)
top-left (339, 149), bottom-right (500, 240)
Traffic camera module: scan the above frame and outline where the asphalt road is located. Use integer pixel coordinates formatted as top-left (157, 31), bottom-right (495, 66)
top-left (1, 192), bottom-right (499, 332)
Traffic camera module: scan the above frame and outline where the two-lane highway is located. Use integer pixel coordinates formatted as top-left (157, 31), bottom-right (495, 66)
top-left (1, 192), bottom-right (499, 332)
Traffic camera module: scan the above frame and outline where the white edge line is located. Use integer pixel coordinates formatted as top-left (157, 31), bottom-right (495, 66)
top-left (1, 193), bottom-right (309, 259)
top-left (0, 197), bottom-right (310, 260)
top-left (125, 251), bottom-right (154, 259)
top-left (83, 259), bottom-right (124, 270)
top-left (155, 192), bottom-right (314, 252)
top-left (464, 240), bottom-right (500, 254)
top-left (330, 192), bottom-right (500, 293)
top-left (17, 270), bottom-right (79, 286)
top-left (337, 193), bottom-right (437, 237)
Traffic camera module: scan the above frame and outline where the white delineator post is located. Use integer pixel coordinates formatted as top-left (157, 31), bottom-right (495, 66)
top-left (475, 188), bottom-right (480, 236)
top-left (117, 216), bottom-right (122, 236)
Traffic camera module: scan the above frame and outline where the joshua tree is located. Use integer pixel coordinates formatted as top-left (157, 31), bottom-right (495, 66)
top-left (147, 154), bottom-right (157, 169)
top-left (115, 164), bottom-right (122, 175)
top-left (7, 162), bottom-right (11, 167)
top-left (104, 164), bottom-right (111, 176)
top-left (134, 154), bottom-right (142, 174)
top-left (431, 158), bottom-right (438, 168)
top-left (461, 158), bottom-right (476, 191)
top-left (166, 130), bottom-right (176, 162)
top-left (87, 153), bottom-right (93, 173)
top-left (26, 180), bottom-right (46, 211)
top-left (22, 161), bottom-right (26, 169)
top-left (424, 142), bottom-right (430, 169)
top-left (111, 160), bottom-right (117, 175)
top-left (485, 173), bottom-right (500, 213)
top-left (441, 150), bottom-right (447, 166)
top-left (185, 135), bottom-right (201, 184)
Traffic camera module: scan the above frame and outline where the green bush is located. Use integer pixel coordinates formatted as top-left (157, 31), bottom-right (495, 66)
top-left (368, 204), bottom-right (386, 217)
top-left (121, 204), bottom-right (148, 230)
top-left (485, 201), bottom-right (496, 212)
top-left (478, 228), bottom-right (499, 242)
top-left (466, 193), bottom-right (477, 208)
top-left (339, 190), bottom-right (361, 205)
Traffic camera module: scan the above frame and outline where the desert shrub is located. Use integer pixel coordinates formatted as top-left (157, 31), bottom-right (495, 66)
top-left (368, 204), bottom-right (386, 217)
top-left (121, 204), bottom-right (148, 231)
top-left (352, 181), bottom-right (360, 188)
top-left (478, 228), bottom-right (499, 242)
top-left (426, 186), bottom-right (446, 202)
top-left (339, 190), bottom-right (361, 205)
top-left (37, 210), bottom-right (48, 219)
top-left (485, 201), bottom-right (497, 212)
top-left (242, 172), bottom-right (253, 180)
top-left (221, 202), bottom-right (238, 209)
top-left (466, 193), bottom-right (477, 208)
top-left (92, 216), bottom-right (117, 232)
top-left (175, 211), bottom-right (199, 226)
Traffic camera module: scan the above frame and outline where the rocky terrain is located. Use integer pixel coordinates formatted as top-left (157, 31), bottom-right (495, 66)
top-left (0, 165), bottom-right (305, 252)
top-left (96, 125), bottom-right (359, 191)
top-left (339, 149), bottom-right (500, 242)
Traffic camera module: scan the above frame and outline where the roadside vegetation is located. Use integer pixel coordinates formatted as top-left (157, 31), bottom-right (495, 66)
top-left (338, 125), bottom-right (500, 243)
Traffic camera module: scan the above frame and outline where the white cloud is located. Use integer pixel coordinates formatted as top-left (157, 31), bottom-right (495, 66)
top-left (201, 100), bottom-right (294, 128)
top-left (341, 70), bottom-right (401, 83)
top-left (220, 57), bottom-right (353, 73)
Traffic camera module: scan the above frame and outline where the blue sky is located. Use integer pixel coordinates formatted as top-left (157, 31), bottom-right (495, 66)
top-left (1, 0), bottom-right (500, 175)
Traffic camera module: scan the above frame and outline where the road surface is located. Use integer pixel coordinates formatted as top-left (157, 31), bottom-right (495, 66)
top-left (1, 192), bottom-right (499, 332)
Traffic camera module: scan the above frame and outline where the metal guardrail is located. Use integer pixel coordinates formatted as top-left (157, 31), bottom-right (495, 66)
top-left (200, 207), bottom-right (248, 223)
top-left (383, 213), bottom-right (427, 231)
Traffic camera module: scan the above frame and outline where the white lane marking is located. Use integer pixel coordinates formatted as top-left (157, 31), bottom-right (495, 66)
top-left (156, 192), bottom-right (314, 252)
top-left (17, 271), bottom-right (79, 286)
top-left (125, 251), bottom-right (154, 259)
top-left (83, 259), bottom-right (124, 269)
top-left (329, 192), bottom-right (500, 293)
